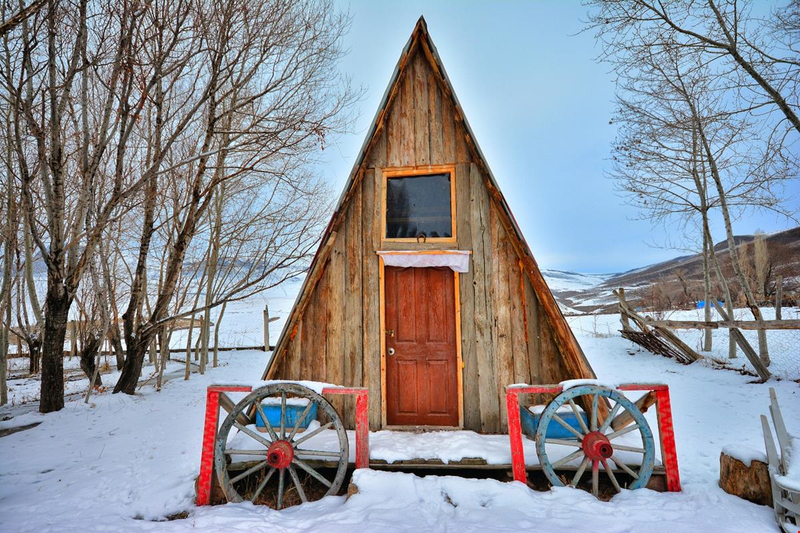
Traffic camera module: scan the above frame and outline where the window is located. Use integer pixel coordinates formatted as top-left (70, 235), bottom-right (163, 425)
top-left (385, 172), bottom-right (454, 240)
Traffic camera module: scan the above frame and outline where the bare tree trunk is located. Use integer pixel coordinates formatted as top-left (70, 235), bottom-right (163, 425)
top-left (156, 325), bottom-right (170, 390)
top-left (28, 337), bottom-right (41, 374)
top-left (213, 301), bottom-right (226, 368)
top-left (696, 117), bottom-right (768, 364)
top-left (184, 313), bottom-right (195, 380)
top-left (702, 230), bottom-right (712, 352)
top-left (704, 222), bottom-right (737, 359)
top-left (40, 281), bottom-right (70, 412)
top-left (79, 336), bottom-right (102, 388)
top-left (0, 163), bottom-right (15, 406)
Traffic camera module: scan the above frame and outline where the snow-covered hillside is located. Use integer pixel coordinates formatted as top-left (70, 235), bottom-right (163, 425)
top-left (540, 269), bottom-right (615, 292)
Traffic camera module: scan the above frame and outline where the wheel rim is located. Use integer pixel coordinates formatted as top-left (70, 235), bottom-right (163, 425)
top-left (214, 383), bottom-right (349, 509)
top-left (534, 385), bottom-right (655, 497)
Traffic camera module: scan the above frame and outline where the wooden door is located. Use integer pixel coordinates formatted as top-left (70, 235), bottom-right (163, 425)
top-left (385, 266), bottom-right (459, 427)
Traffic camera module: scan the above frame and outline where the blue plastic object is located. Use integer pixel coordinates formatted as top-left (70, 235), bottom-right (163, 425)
top-left (255, 401), bottom-right (317, 431)
top-left (520, 406), bottom-right (587, 440)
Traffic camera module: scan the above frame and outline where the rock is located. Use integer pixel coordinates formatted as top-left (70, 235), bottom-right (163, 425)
top-left (346, 480), bottom-right (360, 500)
top-left (719, 451), bottom-right (772, 506)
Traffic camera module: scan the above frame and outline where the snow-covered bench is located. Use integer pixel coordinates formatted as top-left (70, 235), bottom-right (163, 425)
top-left (761, 387), bottom-right (799, 533)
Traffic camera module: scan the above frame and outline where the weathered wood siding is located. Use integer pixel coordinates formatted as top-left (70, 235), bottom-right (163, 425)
top-left (271, 44), bottom-right (574, 432)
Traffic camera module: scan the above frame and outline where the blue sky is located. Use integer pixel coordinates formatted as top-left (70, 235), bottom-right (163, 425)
top-left (318, 0), bottom-right (797, 273)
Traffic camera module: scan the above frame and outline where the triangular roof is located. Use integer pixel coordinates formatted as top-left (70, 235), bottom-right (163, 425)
top-left (263, 16), bottom-right (594, 382)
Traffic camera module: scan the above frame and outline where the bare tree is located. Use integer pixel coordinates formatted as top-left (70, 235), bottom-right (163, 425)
top-left (588, 0), bottom-right (800, 136)
top-left (112, 0), bottom-right (356, 394)
top-left (607, 39), bottom-right (795, 363)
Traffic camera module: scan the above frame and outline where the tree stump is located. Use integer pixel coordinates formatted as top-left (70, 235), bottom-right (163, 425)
top-left (719, 451), bottom-right (772, 506)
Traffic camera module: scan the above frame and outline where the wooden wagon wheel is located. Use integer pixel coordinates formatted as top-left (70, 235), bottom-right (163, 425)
top-left (534, 385), bottom-right (655, 498)
top-left (214, 383), bottom-right (349, 509)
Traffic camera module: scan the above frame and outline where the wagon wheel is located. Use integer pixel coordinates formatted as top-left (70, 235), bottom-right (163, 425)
top-left (214, 383), bottom-right (349, 509)
top-left (534, 385), bottom-right (655, 498)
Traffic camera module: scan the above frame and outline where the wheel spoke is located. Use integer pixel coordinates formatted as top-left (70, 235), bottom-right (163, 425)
top-left (551, 448), bottom-right (585, 469)
top-left (234, 421), bottom-right (272, 448)
top-left (255, 402), bottom-right (279, 442)
top-left (606, 423), bottom-right (639, 441)
top-left (293, 457), bottom-right (333, 488)
top-left (250, 467), bottom-right (277, 503)
top-left (288, 465), bottom-right (307, 503)
top-left (571, 456), bottom-right (590, 486)
top-left (280, 392), bottom-right (287, 440)
top-left (294, 448), bottom-right (343, 459)
top-left (230, 460), bottom-right (268, 484)
top-left (611, 444), bottom-right (645, 453)
top-left (551, 414), bottom-right (584, 440)
top-left (599, 402), bottom-right (622, 434)
top-left (225, 449), bottom-right (269, 456)
top-left (277, 468), bottom-right (286, 509)
top-left (287, 401), bottom-right (314, 442)
top-left (602, 459), bottom-right (621, 492)
top-left (610, 455), bottom-right (639, 479)
top-left (568, 399), bottom-right (590, 435)
top-left (292, 421), bottom-right (334, 447)
top-left (544, 438), bottom-right (582, 447)
top-left (591, 460), bottom-right (599, 497)
top-left (590, 394), bottom-right (598, 432)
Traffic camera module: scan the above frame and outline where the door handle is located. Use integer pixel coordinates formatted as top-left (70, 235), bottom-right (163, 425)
top-left (387, 347), bottom-right (395, 356)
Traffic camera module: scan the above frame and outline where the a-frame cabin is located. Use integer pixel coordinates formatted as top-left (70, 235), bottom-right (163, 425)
top-left (263, 17), bottom-right (596, 433)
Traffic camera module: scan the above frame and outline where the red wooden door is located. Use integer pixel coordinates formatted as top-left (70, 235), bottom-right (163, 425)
top-left (385, 266), bottom-right (459, 427)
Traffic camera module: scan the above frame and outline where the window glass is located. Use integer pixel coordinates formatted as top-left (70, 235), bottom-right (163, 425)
top-left (386, 173), bottom-right (452, 239)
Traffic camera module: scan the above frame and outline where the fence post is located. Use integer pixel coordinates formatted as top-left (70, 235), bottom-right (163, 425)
top-left (618, 288), bottom-right (631, 332)
top-left (775, 276), bottom-right (783, 321)
top-left (263, 304), bottom-right (270, 352)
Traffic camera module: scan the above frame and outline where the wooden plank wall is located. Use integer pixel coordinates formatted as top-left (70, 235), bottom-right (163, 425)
top-left (272, 44), bottom-right (575, 432)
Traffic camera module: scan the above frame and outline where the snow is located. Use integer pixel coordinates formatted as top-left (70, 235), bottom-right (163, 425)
top-left (541, 270), bottom-right (614, 292)
top-left (721, 445), bottom-right (768, 467)
top-left (0, 411), bottom-right (44, 430)
top-left (559, 378), bottom-right (619, 390)
top-left (217, 380), bottom-right (340, 395)
top-left (1, 298), bottom-right (799, 532)
top-left (528, 404), bottom-right (582, 415)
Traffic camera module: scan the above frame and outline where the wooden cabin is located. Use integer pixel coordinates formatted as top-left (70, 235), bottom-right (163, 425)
top-left (262, 17), bottom-right (596, 433)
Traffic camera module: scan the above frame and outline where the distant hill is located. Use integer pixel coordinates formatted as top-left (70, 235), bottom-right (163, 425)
top-left (544, 226), bottom-right (800, 314)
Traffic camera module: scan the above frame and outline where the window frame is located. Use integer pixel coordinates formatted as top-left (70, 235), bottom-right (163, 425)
top-left (381, 165), bottom-right (457, 244)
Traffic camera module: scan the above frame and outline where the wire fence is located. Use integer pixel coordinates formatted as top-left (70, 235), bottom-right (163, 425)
top-left (671, 309), bottom-right (800, 381)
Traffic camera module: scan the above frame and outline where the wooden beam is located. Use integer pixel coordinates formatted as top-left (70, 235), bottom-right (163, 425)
top-left (263, 231), bottom-right (339, 379)
top-left (711, 300), bottom-right (771, 381)
top-left (651, 325), bottom-right (701, 363)
top-left (645, 319), bottom-right (800, 331)
top-left (618, 288), bottom-right (632, 332)
top-left (611, 391), bottom-right (657, 430)
top-left (491, 197), bottom-right (596, 382)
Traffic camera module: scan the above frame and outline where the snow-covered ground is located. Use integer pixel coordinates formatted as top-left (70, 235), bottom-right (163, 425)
top-left (1, 292), bottom-right (799, 532)
top-left (568, 307), bottom-right (800, 380)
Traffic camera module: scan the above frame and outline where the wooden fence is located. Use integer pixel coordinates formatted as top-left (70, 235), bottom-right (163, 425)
top-left (613, 288), bottom-right (798, 381)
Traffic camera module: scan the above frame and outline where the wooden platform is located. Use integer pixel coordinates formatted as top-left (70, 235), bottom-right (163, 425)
top-left (228, 458), bottom-right (669, 492)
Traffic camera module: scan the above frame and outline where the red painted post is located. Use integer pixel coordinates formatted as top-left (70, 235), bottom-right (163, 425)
top-left (355, 390), bottom-right (369, 469)
top-left (506, 389), bottom-right (527, 484)
top-left (322, 387), bottom-right (370, 470)
top-left (655, 387), bottom-right (681, 492)
top-left (196, 388), bottom-right (220, 506)
top-left (197, 385), bottom-right (253, 506)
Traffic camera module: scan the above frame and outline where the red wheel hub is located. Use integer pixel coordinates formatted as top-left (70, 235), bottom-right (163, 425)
top-left (582, 431), bottom-right (613, 461)
top-left (266, 440), bottom-right (294, 469)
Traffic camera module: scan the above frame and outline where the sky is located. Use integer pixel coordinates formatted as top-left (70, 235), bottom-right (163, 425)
top-left (316, 0), bottom-right (798, 274)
